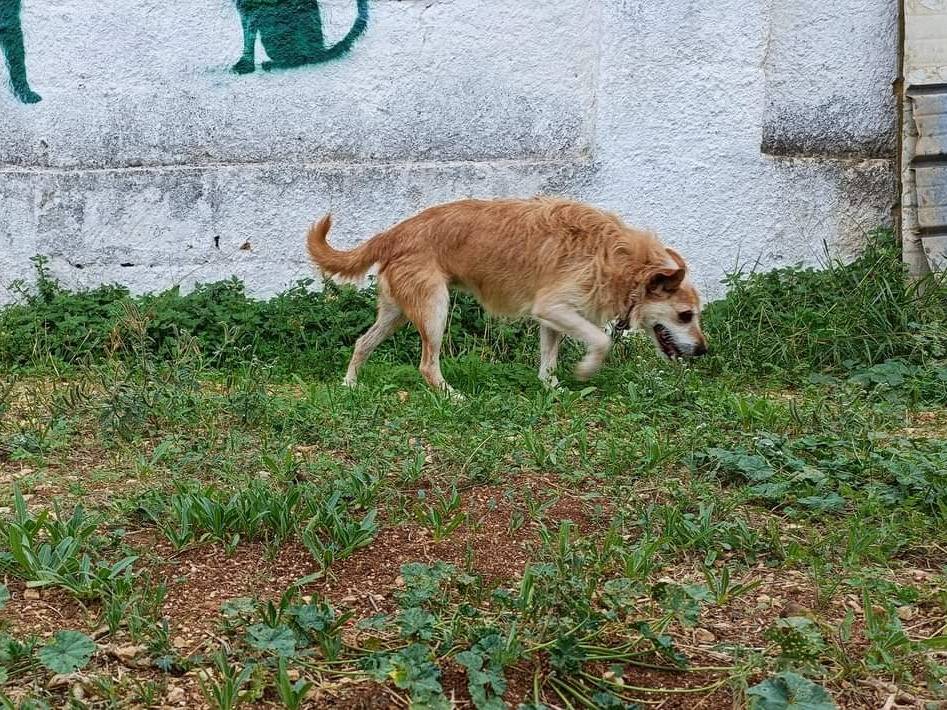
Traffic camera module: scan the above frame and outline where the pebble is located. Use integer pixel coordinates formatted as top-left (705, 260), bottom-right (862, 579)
top-left (896, 606), bottom-right (916, 621)
top-left (113, 644), bottom-right (146, 662)
top-left (167, 687), bottom-right (186, 704)
top-left (23, 589), bottom-right (41, 600)
top-left (694, 628), bottom-right (716, 644)
top-left (780, 601), bottom-right (812, 618)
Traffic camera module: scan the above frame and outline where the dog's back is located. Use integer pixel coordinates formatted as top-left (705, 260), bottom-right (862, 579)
top-left (347, 197), bottom-right (654, 316)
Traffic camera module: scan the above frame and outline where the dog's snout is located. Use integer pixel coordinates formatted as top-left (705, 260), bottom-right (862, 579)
top-left (693, 343), bottom-right (708, 357)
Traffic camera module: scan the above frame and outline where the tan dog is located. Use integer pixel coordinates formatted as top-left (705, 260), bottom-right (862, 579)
top-left (306, 197), bottom-right (707, 394)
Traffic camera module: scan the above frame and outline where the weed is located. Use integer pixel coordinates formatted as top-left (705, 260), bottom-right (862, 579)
top-left (275, 658), bottom-right (313, 710)
top-left (198, 650), bottom-right (256, 710)
top-left (4, 232), bottom-right (947, 706)
top-left (414, 486), bottom-right (466, 542)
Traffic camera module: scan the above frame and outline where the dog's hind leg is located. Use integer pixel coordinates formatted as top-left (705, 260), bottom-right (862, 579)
top-left (402, 278), bottom-right (460, 398)
top-left (532, 302), bottom-right (610, 382)
top-left (538, 325), bottom-right (564, 388)
top-left (344, 290), bottom-right (405, 387)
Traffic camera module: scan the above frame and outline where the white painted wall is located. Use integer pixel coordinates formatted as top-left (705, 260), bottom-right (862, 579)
top-left (0, 0), bottom-right (898, 303)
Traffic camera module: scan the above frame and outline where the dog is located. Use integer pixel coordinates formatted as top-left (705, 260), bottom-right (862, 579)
top-left (306, 197), bottom-right (708, 395)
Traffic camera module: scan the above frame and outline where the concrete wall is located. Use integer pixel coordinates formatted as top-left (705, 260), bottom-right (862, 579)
top-left (1, 0), bottom-right (898, 303)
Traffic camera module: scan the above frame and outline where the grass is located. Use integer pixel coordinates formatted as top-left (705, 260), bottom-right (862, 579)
top-left (0, 231), bottom-right (946, 708)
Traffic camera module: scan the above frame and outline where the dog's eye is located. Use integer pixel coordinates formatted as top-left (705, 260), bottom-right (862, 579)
top-left (678, 311), bottom-right (694, 323)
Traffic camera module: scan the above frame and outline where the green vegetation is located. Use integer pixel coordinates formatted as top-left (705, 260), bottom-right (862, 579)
top-left (0, 232), bottom-right (945, 708)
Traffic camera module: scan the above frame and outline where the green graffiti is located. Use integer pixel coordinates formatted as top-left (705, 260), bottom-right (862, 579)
top-left (232, 0), bottom-right (369, 74)
top-left (0, 0), bottom-right (40, 103)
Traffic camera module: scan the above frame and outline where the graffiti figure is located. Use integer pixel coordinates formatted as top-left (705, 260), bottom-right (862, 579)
top-left (232, 0), bottom-right (369, 74)
top-left (0, 0), bottom-right (40, 103)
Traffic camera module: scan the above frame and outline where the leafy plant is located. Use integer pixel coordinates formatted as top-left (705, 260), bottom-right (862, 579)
top-left (198, 650), bottom-right (256, 710)
top-left (38, 630), bottom-right (95, 674)
top-left (246, 624), bottom-right (296, 657)
top-left (455, 634), bottom-right (510, 710)
top-left (274, 658), bottom-right (312, 710)
top-left (764, 617), bottom-right (826, 665)
top-left (702, 565), bottom-right (762, 605)
top-left (746, 671), bottom-right (836, 709)
top-left (364, 644), bottom-right (448, 709)
top-left (414, 487), bottom-right (466, 542)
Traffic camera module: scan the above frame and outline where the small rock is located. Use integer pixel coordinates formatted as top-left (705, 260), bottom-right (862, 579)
top-left (113, 644), bottom-right (147, 662)
top-left (694, 628), bottom-right (716, 644)
top-left (780, 601), bottom-right (812, 618)
top-left (91, 625), bottom-right (110, 639)
top-left (757, 594), bottom-right (773, 606)
top-left (896, 606), bottom-right (916, 621)
top-left (23, 588), bottom-right (41, 600)
top-left (171, 636), bottom-right (188, 649)
top-left (167, 687), bottom-right (186, 704)
top-left (47, 673), bottom-right (85, 690)
top-left (286, 669), bottom-right (301, 681)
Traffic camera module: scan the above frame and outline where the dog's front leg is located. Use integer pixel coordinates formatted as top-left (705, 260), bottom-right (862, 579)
top-left (533, 304), bottom-right (611, 382)
top-left (232, 11), bottom-right (257, 74)
top-left (538, 325), bottom-right (565, 388)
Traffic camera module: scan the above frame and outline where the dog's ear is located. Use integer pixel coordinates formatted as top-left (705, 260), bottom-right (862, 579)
top-left (646, 257), bottom-right (686, 294)
top-left (646, 248), bottom-right (686, 293)
top-left (665, 247), bottom-right (685, 269)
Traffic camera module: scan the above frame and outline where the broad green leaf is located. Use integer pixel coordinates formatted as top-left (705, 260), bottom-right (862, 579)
top-left (747, 672), bottom-right (836, 710)
top-left (796, 493), bottom-right (845, 511)
top-left (220, 597), bottom-right (256, 618)
top-left (246, 624), bottom-right (296, 657)
top-left (0, 585), bottom-right (8, 611)
top-left (38, 630), bottom-right (95, 674)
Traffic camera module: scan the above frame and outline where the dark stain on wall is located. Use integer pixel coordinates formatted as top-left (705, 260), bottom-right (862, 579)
top-left (761, 102), bottom-right (897, 161)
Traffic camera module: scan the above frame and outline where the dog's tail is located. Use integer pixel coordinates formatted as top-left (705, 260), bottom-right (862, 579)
top-left (306, 214), bottom-right (380, 280)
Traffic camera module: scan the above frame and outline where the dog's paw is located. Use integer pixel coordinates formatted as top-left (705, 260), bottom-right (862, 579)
top-left (442, 386), bottom-right (465, 402)
top-left (573, 357), bottom-right (602, 382)
top-left (231, 58), bottom-right (255, 74)
top-left (342, 376), bottom-right (357, 388)
top-left (539, 374), bottom-right (562, 391)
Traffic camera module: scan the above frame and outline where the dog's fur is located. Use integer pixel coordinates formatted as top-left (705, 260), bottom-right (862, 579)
top-left (306, 197), bottom-right (707, 394)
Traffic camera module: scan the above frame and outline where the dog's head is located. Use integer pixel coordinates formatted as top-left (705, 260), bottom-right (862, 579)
top-left (636, 248), bottom-right (707, 359)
